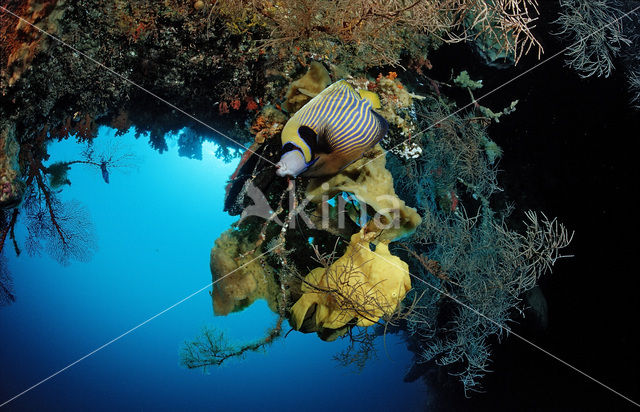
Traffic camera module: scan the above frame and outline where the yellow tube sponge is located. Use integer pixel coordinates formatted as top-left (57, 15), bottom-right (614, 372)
top-left (290, 228), bottom-right (411, 332)
top-left (306, 144), bottom-right (422, 242)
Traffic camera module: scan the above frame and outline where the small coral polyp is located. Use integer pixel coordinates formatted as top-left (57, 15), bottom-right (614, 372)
top-left (291, 228), bottom-right (411, 333)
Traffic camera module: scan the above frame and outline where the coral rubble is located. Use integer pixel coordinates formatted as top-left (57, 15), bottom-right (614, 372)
top-left (1, 0), bottom-right (576, 396)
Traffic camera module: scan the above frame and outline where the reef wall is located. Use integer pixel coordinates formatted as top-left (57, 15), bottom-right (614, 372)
top-left (0, 123), bottom-right (24, 209)
top-left (2, 0), bottom-right (578, 396)
top-left (1, 0), bottom-right (280, 204)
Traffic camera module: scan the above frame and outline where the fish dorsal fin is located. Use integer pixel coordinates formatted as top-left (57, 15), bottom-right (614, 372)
top-left (297, 88), bottom-right (319, 97)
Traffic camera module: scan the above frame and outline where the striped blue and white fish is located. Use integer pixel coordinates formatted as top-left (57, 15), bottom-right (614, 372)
top-left (276, 80), bottom-right (388, 177)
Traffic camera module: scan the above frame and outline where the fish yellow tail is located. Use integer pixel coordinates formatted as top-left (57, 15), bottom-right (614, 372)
top-left (357, 89), bottom-right (382, 109)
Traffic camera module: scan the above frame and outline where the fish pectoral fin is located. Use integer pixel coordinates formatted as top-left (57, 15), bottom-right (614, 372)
top-left (302, 153), bottom-right (335, 177)
top-left (303, 150), bottom-right (363, 177)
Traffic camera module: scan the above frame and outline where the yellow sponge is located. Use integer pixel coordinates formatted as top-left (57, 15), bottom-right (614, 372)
top-left (291, 228), bottom-right (411, 331)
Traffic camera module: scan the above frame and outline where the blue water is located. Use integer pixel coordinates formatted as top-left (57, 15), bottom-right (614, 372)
top-left (0, 127), bottom-right (427, 411)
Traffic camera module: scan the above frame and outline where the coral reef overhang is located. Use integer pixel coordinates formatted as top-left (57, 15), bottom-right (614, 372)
top-left (1, 0), bottom-right (579, 397)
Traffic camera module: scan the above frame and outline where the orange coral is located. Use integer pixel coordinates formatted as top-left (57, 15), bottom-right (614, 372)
top-left (131, 22), bottom-right (147, 41)
top-left (1, 0), bottom-right (63, 87)
top-left (230, 99), bottom-right (242, 110)
top-left (246, 98), bottom-right (258, 111)
top-left (250, 115), bottom-right (268, 134)
top-left (51, 113), bottom-right (96, 140)
top-left (249, 106), bottom-right (287, 143)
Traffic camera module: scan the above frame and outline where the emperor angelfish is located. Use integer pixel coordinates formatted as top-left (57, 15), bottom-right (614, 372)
top-left (276, 80), bottom-right (389, 178)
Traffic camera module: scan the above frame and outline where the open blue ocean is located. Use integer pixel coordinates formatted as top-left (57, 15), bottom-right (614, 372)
top-left (0, 128), bottom-right (426, 411)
